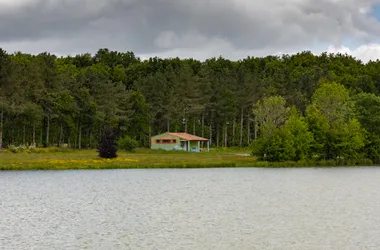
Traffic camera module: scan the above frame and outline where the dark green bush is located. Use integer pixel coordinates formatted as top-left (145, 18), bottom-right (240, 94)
top-left (117, 135), bottom-right (139, 152)
top-left (97, 127), bottom-right (118, 158)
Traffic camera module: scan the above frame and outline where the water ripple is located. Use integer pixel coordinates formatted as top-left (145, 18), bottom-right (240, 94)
top-left (1, 168), bottom-right (380, 249)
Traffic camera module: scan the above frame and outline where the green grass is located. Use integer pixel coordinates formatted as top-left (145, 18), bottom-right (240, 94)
top-left (0, 147), bottom-right (257, 171)
top-left (0, 147), bottom-right (377, 171)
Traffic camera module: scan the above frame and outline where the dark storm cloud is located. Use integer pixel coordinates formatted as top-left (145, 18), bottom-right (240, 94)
top-left (0, 0), bottom-right (380, 58)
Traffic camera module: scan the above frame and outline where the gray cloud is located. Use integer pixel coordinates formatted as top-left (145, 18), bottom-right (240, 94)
top-left (1, 0), bottom-right (380, 60)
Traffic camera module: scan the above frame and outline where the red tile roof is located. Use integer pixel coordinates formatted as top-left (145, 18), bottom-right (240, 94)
top-left (166, 132), bottom-right (209, 141)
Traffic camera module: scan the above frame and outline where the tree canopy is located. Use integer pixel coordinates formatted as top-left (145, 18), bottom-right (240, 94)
top-left (1, 48), bottom-right (380, 163)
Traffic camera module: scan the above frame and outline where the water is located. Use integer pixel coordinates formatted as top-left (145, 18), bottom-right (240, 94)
top-left (1, 167), bottom-right (380, 250)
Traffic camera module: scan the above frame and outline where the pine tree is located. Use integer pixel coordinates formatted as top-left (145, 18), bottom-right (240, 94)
top-left (97, 127), bottom-right (117, 158)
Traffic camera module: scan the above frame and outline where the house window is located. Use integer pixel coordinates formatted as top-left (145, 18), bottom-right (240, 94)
top-left (156, 139), bottom-right (176, 144)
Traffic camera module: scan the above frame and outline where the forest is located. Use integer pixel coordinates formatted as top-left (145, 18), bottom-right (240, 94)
top-left (1, 48), bottom-right (380, 163)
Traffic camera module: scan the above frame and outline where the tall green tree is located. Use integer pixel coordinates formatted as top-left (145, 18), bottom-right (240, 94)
top-left (355, 92), bottom-right (380, 162)
top-left (307, 81), bottom-right (365, 160)
top-left (0, 49), bottom-right (14, 148)
top-left (252, 95), bottom-right (290, 160)
top-left (283, 108), bottom-right (314, 161)
top-left (126, 89), bottom-right (150, 146)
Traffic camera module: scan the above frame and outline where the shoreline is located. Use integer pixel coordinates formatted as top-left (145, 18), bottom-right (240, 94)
top-left (1, 162), bottom-right (377, 171)
top-left (0, 148), bottom-right (376, 171)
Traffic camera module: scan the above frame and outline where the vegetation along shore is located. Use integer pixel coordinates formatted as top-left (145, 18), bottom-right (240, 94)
top-left (2, 48), bottom-right (380, 166)
top-left (0, 148), bottom-right (376, 171)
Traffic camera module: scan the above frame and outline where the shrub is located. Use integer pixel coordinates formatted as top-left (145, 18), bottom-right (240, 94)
top-left (97, 127), bottom-right (118, 159)
top-left (117, 136), bottom-right (139, 152)
top-left (8, 144), bottom-right (29, 153)
top-left (6, 144), bottom-right (71, 154)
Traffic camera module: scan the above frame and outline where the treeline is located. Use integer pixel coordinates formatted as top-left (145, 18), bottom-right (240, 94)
top-left (252, 82), bottom-right (380, 163)
top-left (1, 48), bottom-right (380, 161)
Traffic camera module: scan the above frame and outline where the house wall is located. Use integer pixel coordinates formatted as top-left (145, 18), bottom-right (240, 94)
top-left (151, 133), bottom-right (182, 150)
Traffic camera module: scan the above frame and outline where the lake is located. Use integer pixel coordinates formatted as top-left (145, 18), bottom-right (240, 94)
top-left (1, 167), bottom-right (380, 249)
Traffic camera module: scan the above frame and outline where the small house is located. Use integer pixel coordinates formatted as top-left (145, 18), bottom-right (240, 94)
top-left (151, 132), bottom-right (210, 152)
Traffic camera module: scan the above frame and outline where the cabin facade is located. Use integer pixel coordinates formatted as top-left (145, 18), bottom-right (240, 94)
top-left (151, 132), bottom-right (209, 152)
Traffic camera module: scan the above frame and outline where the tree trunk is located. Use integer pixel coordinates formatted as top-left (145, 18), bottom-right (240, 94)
top-left (74, 131), bottom-right (77, 149)
top-left (46, 114), bottom-right (50, 147)
top-left (254, 115), bottom-right (257, 140)
top-left (222, 124), bottom-right (225, 148)
top-left (23, 125), bottom-right (26, 145)
top-left (0, 109), bottom-right (3, 149)
top-left (193, 117), bottom-right (196, 135)
top-left (224, 124), bottom-right (228, 147)
top-left (10, 127), bottom-right (14, 145)
top-left (58, 125), bottom-right (63, 147)
top-left (216, 125), bottom-right (220, 148)
top-left (232, 119), bottom-right (236, 146)
top-left (201, 113), bottom-right (205, 147)
top-left (16, 129), bottom-right (19, 145)
top-left (240, 108), bottom-right (244, 147)
top-left (247, 115), bottom-right (250, 145)
top-left (32, 122), bottom-right (36, 147)
top-left (68, 130), bottom-right (71, 148)
top-left (75, 119), bottom-right (79, 149)
top-left (89, 125), bottom-right (92, 148)
top-left (167, 119), bottom-right (170, 132)
top-left (78, 122), bottom-right (82, 149)
top-left (149, 124), bottom-right (152, 147)
top-left (209, 120), bottom-right (212, 146)
top-left (40, 124), bottom-right (43, 146)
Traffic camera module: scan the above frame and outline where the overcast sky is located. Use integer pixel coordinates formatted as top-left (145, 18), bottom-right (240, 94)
top-left (1, 0), bottom-right (380, 62)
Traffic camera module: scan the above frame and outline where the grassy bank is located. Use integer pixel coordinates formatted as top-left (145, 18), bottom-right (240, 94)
top-left (0, 148), bottom-right (376, 171)
top-left (0, 148), bottom-right (256, 171)
top-left (250, 159), bottom-right (375, 168)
